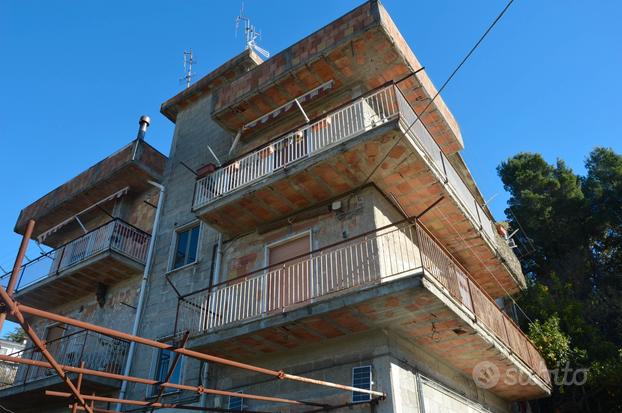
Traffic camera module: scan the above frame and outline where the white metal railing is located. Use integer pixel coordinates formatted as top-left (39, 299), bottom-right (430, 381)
top-left (194, 84), bottom-right (498, 246)
top-left (178, 220), bottom-right (550, 385)
top-left (393, 87), bottom-right (498, 244)
top-left (193, 87), bottom-right (399, 208)
top-left (178, 223), bottom-right (421, 334)
top-left (0, 219), bottom-right (151, 293)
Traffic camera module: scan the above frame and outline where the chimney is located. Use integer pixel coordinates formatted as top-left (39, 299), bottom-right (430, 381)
top-left (136, 115), bottom-right (151, 140)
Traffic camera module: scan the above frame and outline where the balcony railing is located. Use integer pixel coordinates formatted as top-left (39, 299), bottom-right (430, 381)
top-left (193, 84), bottom-right (496, 245)
top-left (0, 219), bottom-right (150, 293)
top-left (0, 330), bottom-right (129, 389)
top-left (194, 86), bottom-right (399, 208)
top-left (178, 220), bottom-right (549, 385)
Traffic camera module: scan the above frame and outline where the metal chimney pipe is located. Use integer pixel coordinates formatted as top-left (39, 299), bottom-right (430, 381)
top-left (136, 115), bottom-right (151, 140)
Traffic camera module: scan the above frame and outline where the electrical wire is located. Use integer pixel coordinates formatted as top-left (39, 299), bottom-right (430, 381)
top-left (362, 0), bottom-right (516, 185)
top-left (434, 204), bottom-right (535, 325)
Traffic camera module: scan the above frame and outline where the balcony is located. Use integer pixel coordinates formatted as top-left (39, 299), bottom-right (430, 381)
top-left (178, 221), bottom-right (549, 400)
top-left (14, 139), bottom-right (166, 246)
top-left (0, 330), bottom-right (128, 409)
top-left (193, 84), bottom-right (523, 296)
top-left (209, 1), bottom-right (463, 155)
top-left (0, 219), bottom-right (150, 309)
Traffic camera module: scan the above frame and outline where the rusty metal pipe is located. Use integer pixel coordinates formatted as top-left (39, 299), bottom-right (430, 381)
top-left (149, 331), bottom-right (189, 413)
top-left (72, 361), bottom-right (86, 413)
top-left (0, 283), bottom-right (93, 413)
top-left (17, 304), bottom-right (385, 398)
top-left (0, 354), bottom-right (323, 407)
top-left (48, 391), bottom-right (270, 413)
top-left (0, 219), bottom-right (35, 331)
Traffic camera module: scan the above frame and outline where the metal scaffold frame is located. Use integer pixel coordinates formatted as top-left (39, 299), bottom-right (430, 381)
top-left (0, 220), bottom-right (385, 412)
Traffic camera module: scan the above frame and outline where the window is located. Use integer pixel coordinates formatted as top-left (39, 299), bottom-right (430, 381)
top-left (153, 349), bottom-right (183, 394)
top-left (172, 224), bottom-right (200, 269)
top-left (228, 394), bottom-right (245, 411)
top-left (352, 366), bottom-right (372, 403)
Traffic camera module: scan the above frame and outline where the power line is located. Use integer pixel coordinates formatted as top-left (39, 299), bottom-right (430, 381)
top-left (363, 0), bottom-right (516, 185)
top-left (435, 205), bottom-right (535, 325)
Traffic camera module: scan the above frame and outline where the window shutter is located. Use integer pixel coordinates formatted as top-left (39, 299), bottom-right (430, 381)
top-left (352, 365), bottom-right (372, 403)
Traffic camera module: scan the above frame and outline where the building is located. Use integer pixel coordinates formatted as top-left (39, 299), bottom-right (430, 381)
top-left (0, 1), bottom-right (551, 412)
top-left (0, 339), bottom-right (26, 388)
top-left (0, 127), bottom-right (167, 411)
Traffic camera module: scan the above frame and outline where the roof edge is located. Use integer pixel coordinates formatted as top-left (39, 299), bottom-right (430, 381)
top-left (160, 49), bottom-right (263, 123)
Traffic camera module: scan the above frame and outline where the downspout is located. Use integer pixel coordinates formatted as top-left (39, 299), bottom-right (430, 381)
top-left (200, 231), bottom-right (223, 408)
top-left (116, 180), bottom-right (165, 410)
top-left (213, 233), bottom-right (223, 285)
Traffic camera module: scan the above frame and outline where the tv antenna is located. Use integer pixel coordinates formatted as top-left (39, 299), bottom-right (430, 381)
top-left (180, 49), bottom-right (196, 89)
top-left (235, 4), bottom-right (270, 58)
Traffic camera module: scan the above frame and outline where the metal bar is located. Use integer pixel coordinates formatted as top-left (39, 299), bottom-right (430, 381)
top-left (71, 406), bottom-right (264, 413)
top-left (295, 98), bottom-right (310, 123)
top-left (183, 214), bottom-right (419, 298)
top-left (18, 303), bottom-right (385, 398)
top-left (0, 285), bottom-right (93, 413)
top-left (71, 361), bottom-right (86, 413)
top-left (0, 354), bottom-right (322, 407)
top-left (148, 332), bottom-right (190, 412)
top-left (48, 391), bottom-right (272, 413)
top-left (0, 219), bottom-right (35, 330)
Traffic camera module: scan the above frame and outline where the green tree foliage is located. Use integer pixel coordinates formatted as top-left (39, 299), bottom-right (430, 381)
top-left (4, 326), bottom-right (26, 344)
top-left (498, 148), bottom-right (622, 412)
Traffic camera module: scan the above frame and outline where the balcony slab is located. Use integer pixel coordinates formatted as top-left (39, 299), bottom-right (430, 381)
top-left (185, 273), bottom-right (550, 401)
top-left (12, 251), bottom-right (144, 311)
top-left (14, 139), bottom-right (166, 246)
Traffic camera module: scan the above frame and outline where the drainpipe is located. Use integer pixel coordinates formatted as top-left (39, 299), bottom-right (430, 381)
top-left (116, 180), bottom-right (165, 410)
top-left (199, 360), bottom-right (211, 408)
top-left (200, 231), bottom-right (223, 408)
top-left (213, 233), bottom-right (223, 285)
top-left (199, 232), bottom-right (223, 407)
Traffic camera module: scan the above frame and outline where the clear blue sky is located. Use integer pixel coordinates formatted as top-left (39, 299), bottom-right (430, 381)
top-left (1, 0), bottom-right (620, 336)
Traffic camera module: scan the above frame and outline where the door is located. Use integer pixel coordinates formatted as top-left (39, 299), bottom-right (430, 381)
top-left (266, 234), bottom-right (311, 312)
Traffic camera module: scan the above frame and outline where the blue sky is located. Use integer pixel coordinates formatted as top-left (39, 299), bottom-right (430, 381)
top-left (0, 0), bottom-right (620, 337)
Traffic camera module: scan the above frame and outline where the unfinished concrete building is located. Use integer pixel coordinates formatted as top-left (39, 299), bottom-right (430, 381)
top-left (0, 1), bottom-right (551, 412)
top-left (133, 1), bottom-right (549, 412)
top-left (0, 130), bottom-right (167, 411)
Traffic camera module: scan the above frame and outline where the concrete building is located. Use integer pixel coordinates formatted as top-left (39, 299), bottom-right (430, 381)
top-left (0, 1), bottom-right (550, 412)
top-left (0, 133), bottom-right (167, 411)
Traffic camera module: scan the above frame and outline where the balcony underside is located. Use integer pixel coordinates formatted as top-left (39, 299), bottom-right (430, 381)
top-left (196, 122), bottom-right (520, 296)
top-left (12, 251), bottom-right (144, 311)
top-left (211, 2), bottom-right (463, 155)
top-left (0, 374), bottom-right (119, 411)
top-left (186, 274), bottom-right (550, 401)
top-left (14, 139), bottom-right (166, 245)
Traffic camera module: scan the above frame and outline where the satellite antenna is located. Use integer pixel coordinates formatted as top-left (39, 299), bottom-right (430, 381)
top-left (235, 3), bottom-right (270, 58)
top-left (180, 49), bottom-right (196, 89)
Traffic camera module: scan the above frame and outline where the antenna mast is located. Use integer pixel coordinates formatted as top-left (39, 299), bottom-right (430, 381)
top-left (181, 49), bottom-right (195, 89)
top-left (235, 4), bottom-right (270, 58)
